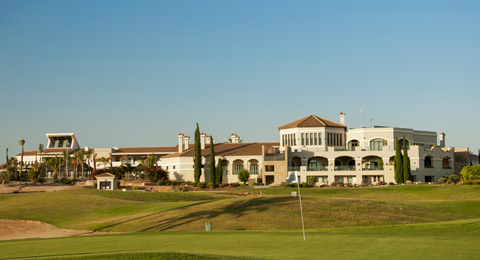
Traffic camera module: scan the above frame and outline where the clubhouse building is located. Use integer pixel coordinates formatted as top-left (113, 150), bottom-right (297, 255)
top-left (16, 113), bottom-right (457, 185)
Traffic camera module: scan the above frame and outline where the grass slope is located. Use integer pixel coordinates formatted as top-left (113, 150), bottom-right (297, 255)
top-left (1, 219), bottom-right (479, 260)
top-left (1, 186), bottom-right (480, 232)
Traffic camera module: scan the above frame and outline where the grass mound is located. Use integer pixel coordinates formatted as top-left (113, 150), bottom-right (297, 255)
top-left (48, 252), bottom-right (263, 260)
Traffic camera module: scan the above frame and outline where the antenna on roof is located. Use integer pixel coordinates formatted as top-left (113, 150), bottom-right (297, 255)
top-left (360, 106), bottom-right (365, 128)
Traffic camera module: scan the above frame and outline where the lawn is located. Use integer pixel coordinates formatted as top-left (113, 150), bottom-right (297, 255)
top-left (1, 185), bottom-right (480, 259)
top-left (0, 219), bottom-right (479, 259)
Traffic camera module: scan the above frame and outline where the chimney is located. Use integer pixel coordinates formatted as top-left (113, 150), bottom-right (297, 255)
top-left (340, 112), bottom-right (346, 125)
top-left (235, 135), bottom-right (240, 143)
top-left (231, 133), bottom-right (237, 143)
top-left (184, 135), bottom-right (190, 150)
top-left (439, 132), bottom-right (446, 147)
top-left (200, 133), bottom-right (206, 149)
top-left (206, 135), bottom-right (211, 144)
top-left (178, 133), bottom-right (184, 153)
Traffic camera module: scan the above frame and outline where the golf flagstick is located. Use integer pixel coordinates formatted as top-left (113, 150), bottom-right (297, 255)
top-left (296, 171), bottom-right (305, 241)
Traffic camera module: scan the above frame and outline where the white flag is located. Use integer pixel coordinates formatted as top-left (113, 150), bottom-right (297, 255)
top-left (286, 171), bottom-right (299, 184)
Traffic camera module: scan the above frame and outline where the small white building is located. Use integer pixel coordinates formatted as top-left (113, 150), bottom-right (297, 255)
top-left (95, 173), bottom-right (117, 190)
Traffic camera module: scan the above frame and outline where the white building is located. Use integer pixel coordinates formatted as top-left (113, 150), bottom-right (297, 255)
top-left (15, 114), bottom-right (456, 184)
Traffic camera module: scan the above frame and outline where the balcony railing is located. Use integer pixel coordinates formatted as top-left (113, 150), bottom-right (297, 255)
top-left (362, 166), bottom-right (384, 171)
top-left (307, 166), bottom-right (328, 171)
top-left (334, 166), bottom-right (356, 171)
top-left (288, 166), bottom-right (300, 171)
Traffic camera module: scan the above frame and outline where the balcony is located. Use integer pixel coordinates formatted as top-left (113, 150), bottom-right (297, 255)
top-left (288, 166), bottom-right (300, 171)
top-left (334, 166), bottom-right (356, 171)
top-left (307, 166), bottom-right (328, 171)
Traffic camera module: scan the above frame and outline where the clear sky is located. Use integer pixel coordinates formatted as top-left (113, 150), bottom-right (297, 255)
top-left (1, 0), bottom-right (479, 158)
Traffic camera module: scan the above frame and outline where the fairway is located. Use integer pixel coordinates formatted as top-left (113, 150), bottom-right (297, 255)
top-left (1, 219), bottom-right (480, 260)
top-left (1, 185), bottom-right (480, 259)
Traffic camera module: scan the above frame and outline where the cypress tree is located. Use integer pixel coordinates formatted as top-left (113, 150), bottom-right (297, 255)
top-left (216, 158), bottom-right (223, 184)
top-left (403, 137), bottom-right (411, 182)
top-left (193, 123), bottom-right (201, 183)
top-left (209, 136), bottom-right (216, 184)
top-left (394, 136), bottom-right (404, 184)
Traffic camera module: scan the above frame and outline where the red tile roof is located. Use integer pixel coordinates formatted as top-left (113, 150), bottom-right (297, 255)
top-left (278, 115), bottom-right (346, 130)
top-left (162, 142), bottom-right (280, 159)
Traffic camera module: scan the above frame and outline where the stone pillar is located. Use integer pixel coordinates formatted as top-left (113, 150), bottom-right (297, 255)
top-left (178, 133), bottom-right (184, 153)
top-left (184, 135), bottom-right (190, 150)
top-left (200, 133), bottom-right (206, 149)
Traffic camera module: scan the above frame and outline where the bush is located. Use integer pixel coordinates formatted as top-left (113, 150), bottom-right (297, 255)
top-left (229, 183), bottom-right (240, 188)
top-left (330, 181), bottom-right (344, 187)
top-left (132, 184), bottom-right (138, 190)
top-left (238, 169), bottom-right (250, 184)
top-left (389, 182), bottom-right (396, 185)
top-left (375, 181), bottom-right (386, 186)
top-left (196, 182), bottom-right (207, 189)
top-left (219, 183), bottom-right (229, 188)
top-left (56, 178), bottom-right (73, 185)
top-left (301, 182), bottom-right (308, 188)
top-left (206, 182), bottom-right (216, 189)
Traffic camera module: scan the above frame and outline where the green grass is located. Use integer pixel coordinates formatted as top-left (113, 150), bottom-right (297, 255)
top-left (46, 252), bottom-right (262, 260)
top-left (1, 186), bottom-right (480, 231)
top-left (1, 219), bottom-right (479, 260)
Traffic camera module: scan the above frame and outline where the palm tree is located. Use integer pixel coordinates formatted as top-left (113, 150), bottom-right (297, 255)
top-left (99, 157), bottom-right (110, 171)
top-left (62, 150), bottom-right (71, 179)
top-left (76, 150), bottom-right (86, 179)
top-left (5, 148), bottom-right (8, 171)
top-left (45, 156), bottom-right (62, 180)
top-left (36, 144), bottom-right (44, 165)
top-left (19, 139), bottom-right (25, 174)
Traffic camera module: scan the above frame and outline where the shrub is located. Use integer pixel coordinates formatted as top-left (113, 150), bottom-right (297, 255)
top-left (206, 182), bottom-right (216, 189)
top-left (346, 183), bottom-right (353, 187)
top-left (196, 182), bottom-right (207, 189)
top-left (389, 182), bottom-right (396, 185)
top-left (132, 184), bottom-right (138, 190)
top-left (375, 181), bottom-right (386, 186)
top-left (405, 180), bottom-right (412, 185)
top-left (56, 178), bottom-right (73, 185)
top-left (301, 182), bottom-right (308, 188)
top-left (238, 169), bottom-right (250, 184)
top-left (229, 183), bottom-right (240, 187)
top-left (219, 183), bottom-right (229, 188)
top-left (330, 181), bottom-right (344, 187)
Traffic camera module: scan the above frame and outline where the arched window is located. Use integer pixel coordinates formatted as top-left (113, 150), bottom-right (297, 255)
top-left (424, 156), bottom-right (433, 168)
top-left (370, 138), bottom-right (387, 151)
top-left (442, 157), bottom-right (451, 168)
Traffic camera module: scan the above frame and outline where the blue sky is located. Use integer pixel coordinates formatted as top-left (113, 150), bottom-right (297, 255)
top-left (1, 0), bottom-right (479, 158)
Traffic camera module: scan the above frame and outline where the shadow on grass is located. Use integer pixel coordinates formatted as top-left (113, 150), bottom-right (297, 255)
top-left (140, 196), bottom-right (298, 232)
top-left (92, 200), bottom-right (213, 231)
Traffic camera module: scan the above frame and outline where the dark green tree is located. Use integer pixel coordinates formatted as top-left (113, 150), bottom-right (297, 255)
top-left (394, 136), bottom-right (404, 184)
top-left (193, 123), bottom-right (202, 183)
top-left (209, 136), bottom-right (216, 184)
top-left (238, 169), bottom-right (250, 184)
top-left (402, 137), bottom-right (411, 182)
top-left (216, 158), bottom-right (223, 184)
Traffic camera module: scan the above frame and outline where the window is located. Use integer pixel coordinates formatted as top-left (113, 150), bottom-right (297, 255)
top-left (322, 176), bottom-right (328, 183)
top-left (310, 133), bottom-right (313, 145)
top-left (347, 176), bottom-right (353, 183)
top-left (250, 164), bottom-right (258, 174)
top-left (301, 133), bottom-right (304, 145)
top-left (233, 164), bottom-right (243, 175)
top-left (318, 133), bottom-right (322, 145)
top-left (222, 165), bottom-right (228, 175)
top-left (370, 139), bottom-right (385, 151)
top-left (314, 133), bottom-right (317, 145)
top-left (265, 165), bottom-right (274, 172)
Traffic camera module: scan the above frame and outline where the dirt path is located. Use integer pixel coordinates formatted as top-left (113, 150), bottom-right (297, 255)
top-left (0, 219), bottom-right (113, 241)
top-left (0, 184), bottom-right (88, 194)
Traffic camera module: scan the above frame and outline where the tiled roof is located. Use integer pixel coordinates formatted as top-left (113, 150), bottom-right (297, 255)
top-left (112, 146), bottom-right (188, 154)
top-left (162, 142), bottom-right (279, 159)
top-left (15, 148), bottom-right (72, 156)
top-left (95, 172), bottom-right (115, 178)
top-left (278, 115), bottom-right (345, 130)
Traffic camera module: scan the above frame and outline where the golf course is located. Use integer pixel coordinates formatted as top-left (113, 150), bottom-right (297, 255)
top-left (1, 185), bottom-right (480, 259)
